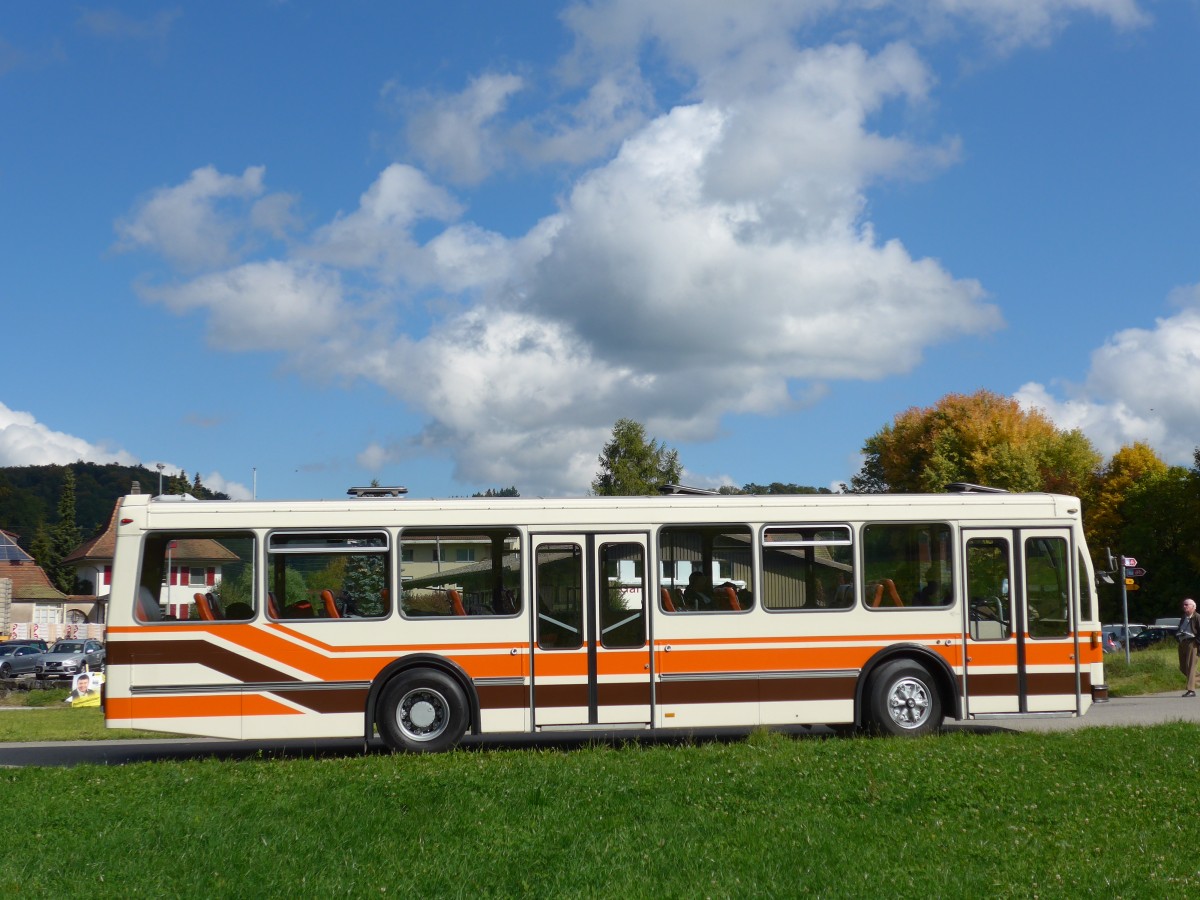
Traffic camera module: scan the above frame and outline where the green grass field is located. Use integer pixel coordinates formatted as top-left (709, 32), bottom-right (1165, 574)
top-left (1105, 642), bottom-right (1182, 696)
top-left (2, 725), bottom-right (1198, 896)
top-left (0, 647), bottom-right (1193, 896)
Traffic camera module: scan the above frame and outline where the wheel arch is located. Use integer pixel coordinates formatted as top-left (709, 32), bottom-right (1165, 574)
top-left (365, 654), bottom-right (481, 743)
top-left (854, 644), bottom-right (960, 727)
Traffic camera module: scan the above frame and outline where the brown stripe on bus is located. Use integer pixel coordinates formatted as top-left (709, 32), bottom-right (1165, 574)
top-left (109, 639), bottom-right (301, 685)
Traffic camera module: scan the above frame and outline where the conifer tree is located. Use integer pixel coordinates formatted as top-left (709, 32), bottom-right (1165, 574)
top-left (49, 468), bottom-right (83, 592)
top-left (591, 419), bottom-right (682, 496)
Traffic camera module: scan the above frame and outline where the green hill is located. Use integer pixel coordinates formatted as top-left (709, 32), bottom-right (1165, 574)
top-left (0, 462), bottom-right (228, 548)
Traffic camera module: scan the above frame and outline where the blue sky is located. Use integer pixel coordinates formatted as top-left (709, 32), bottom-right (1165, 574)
top-left (2, 1), bottom-right (1198, 501)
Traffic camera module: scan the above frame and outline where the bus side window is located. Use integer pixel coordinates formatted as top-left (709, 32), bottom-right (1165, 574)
top-left (862, 523), bottom-right (953, 611)
top-left (399, 528), bottom-right (523, 618)
top-left (761, 526), bottom-right (854, 611)
top-left (659, 525), bottom-right (754, 613)
top-left (137, 532), bottom-right (256, 624)
top-left (267, 532), bottom-right (390, 620)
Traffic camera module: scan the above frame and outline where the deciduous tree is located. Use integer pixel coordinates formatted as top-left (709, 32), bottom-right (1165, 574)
top-left (850, 389), bottom-right (1100, 497)
top-left (1087, 442), bottom-right (1168, 562)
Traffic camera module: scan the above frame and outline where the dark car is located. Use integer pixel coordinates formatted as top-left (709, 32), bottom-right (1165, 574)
top-left (5, 638), bottom-right (49, 653)
top-left (34, 639), bottom-right (105, 679)
top-left (1129, 627), bottom-right (1173, 651)
top-left (0, 643), bottom-right (43, 677)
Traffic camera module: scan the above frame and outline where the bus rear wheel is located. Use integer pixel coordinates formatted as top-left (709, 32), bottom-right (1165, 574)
top-left (866, 660), bottom-right (942, 737)
top-left (378, 669), bottom-right (469, 753)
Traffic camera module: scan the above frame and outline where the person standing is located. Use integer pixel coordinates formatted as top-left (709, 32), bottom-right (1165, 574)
top-left (1177, 598), bottom-right (1200, 697)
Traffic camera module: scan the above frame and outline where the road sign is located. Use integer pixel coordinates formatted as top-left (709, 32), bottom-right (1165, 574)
top-left (1127, 567), bottom-right (1146, 577)
top-left (1122, 556), bottom-right (1137, 567)
top-left (1126, 578), bottom-right (1136, 586)
top-left (1126, 584), bottom-right (1140, 591)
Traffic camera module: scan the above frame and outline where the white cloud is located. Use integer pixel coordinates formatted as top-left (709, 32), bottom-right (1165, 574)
top-left (0, 401), bottom-right (138, 467)
top-left (199, 471), bottom-right (252, 501)
top-left (560, 0), bottom-right (1148, 69)
top-left (140, 260), bottom-right (350, 353)
top-left (306, 164), bottom-right (462, 281)
top-left (923, 0), bottom-right (1149, 49)
top-left (115, 165), bottom-right (294, 271)
top-left (516, 65), bottom-right (654, 167)
top-left (1017, 283), bottom-right (1200, 465)
top-left (521, 88), bottom-right (994, 378)
top-left (398, 74), bottom-right (526, 185)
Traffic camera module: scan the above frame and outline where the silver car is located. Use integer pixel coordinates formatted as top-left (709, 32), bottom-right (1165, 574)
top-left (0, 643), bottom-right (43, 678)
top-left (34, 639), bottom-right (105, 679)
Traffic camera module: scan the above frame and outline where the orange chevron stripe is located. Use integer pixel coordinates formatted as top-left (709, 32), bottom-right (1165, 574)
top-left (108, 694), bottom-right (301, 719)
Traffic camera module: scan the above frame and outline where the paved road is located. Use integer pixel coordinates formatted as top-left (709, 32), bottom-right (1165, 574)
top-left (945, 690), bottom-right (1200, 732)
top-left (1, 693), bottom-right (1198, 767)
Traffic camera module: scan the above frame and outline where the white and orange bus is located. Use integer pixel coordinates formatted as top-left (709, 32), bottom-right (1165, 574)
top-left (103, 484), bottom-right (1105, 750)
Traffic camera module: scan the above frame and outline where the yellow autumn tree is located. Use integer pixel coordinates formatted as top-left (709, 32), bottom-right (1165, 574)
top-left (1086, 441), bottom-right (1168, 560)
top-left (851, 389), bottom-right (1101, 497)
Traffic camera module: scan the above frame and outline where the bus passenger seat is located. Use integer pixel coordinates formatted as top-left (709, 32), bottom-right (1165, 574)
top-left (448, 589), bottom-right (467, 617)
top-left (719, 585), bottom-right (742, 611)
top-left (660, 587), bottom-right (677, 613)
top-left (194, 592), bottom-right (217, 621)
top-left (881, 578), bottom-right (904, 607)
top-left (136, 587), bottom-right (162, 622)
top-left (267, 592), bottom-right (280, 618)
top-left (869, 579), bottom-right (904, 608)
top-left (320, 589), bottom-right (342, 618)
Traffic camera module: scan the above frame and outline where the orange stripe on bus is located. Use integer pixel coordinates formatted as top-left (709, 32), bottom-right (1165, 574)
top-left (652, 632), bottom-right (963, 647)
top-left (112, 694), bottom-right (301, 719)
top-left (264, 623), bottom-right (523, 655)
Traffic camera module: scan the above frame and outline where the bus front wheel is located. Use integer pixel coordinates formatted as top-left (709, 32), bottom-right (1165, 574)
top-left (378, 669), bottom-right (469, 752)
top-left (866, 660), bottom-right (942, 737)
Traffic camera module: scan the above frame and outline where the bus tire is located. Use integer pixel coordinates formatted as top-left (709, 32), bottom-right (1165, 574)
top-left (866, 659), bottom-right (942, 737)
top-left (377, 669), bottom-right (469, 753)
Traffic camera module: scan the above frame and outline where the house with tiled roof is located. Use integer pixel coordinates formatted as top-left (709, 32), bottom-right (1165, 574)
top-left (0, 529), bottom-right (89, 639)
top-left (3, 489), bottom-right (246, 638)
top-left (63, 495), bottom-right (240, 622)
top-left (61, 499), bottom-right (121, 616)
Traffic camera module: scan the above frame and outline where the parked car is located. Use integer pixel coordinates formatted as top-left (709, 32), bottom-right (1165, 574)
top-left (4, 638), bottom-right (50, 653)
top-left (1099, 631), bottom-right (1120, 653)
top-left (1129, 627), bottom-right (1174, 651)
top-left (34, 639), bottom-right (105, 679)
top-left (0, 643), bottom-right (43, 678)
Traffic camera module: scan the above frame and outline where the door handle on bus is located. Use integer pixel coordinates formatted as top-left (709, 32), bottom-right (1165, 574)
top-left (510, 648), bottom-right (518, 655)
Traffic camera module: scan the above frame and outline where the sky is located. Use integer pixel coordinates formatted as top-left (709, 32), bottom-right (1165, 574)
top-left (2, 1), bottom-right (1198, 502)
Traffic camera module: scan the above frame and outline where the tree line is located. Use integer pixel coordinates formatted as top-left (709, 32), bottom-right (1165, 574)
top-left (589, 395), bottom-right (1196, 623)
top-left (0, 462), bottom-right (229, 593)
top-left (5, 394), bottom-right (1191, 622)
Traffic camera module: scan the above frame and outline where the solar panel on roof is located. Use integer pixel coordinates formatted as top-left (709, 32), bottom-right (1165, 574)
top-left (0, 533), bottom-right (32, 562)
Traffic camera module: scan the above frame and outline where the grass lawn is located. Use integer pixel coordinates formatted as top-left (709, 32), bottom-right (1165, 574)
top-left (1, 652), bottom-right (1194, 896)
top-left (0, 687), bottom-right (162, 741)
top-left (1105, 643), bottom-right (1182, 696)
top-left (2, 725), bottom-right (1198, 896)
